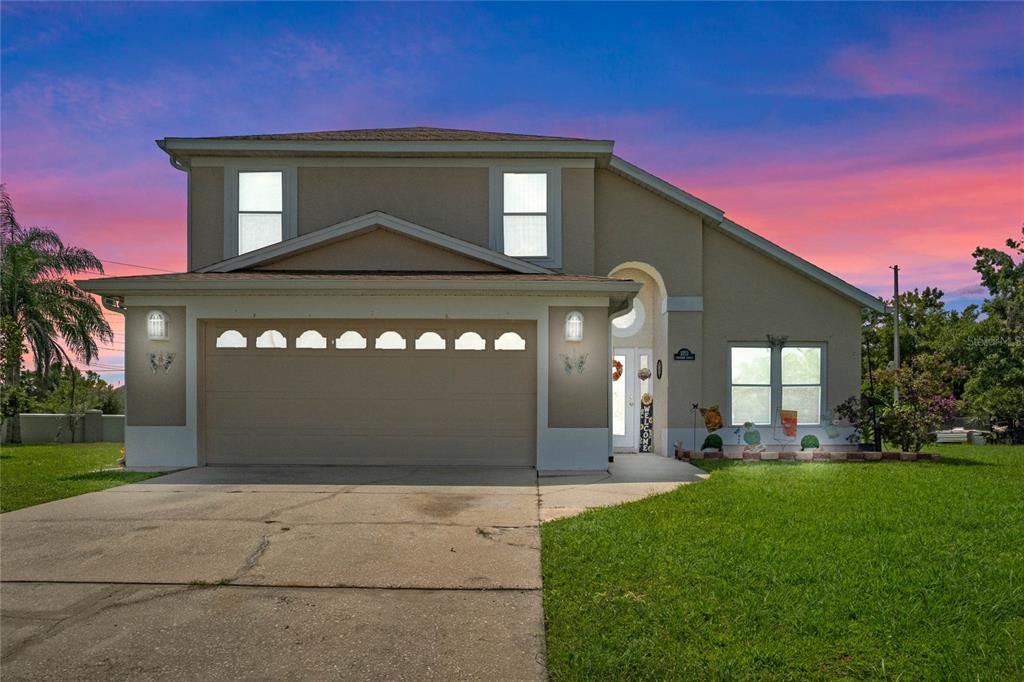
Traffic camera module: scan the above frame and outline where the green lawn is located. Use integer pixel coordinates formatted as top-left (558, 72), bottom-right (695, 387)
top-left (0, 442), bottom-right (163, 513)
top-left (542, 445), bottom-right (1024, 680)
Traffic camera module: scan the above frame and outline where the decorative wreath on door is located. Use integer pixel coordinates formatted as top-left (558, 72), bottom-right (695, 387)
top-left (612, 359), bottom-right (624, 381)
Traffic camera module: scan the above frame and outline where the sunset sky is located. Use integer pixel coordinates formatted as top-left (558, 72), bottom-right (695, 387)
top-left (2, 2), bottom-right (1022, 383)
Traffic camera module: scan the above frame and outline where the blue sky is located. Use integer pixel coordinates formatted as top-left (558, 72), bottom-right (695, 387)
top-left (2, 1), bottom-right (1022, 382)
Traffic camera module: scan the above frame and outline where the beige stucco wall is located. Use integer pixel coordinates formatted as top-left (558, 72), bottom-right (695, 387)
top-left (700, 227), bottom-right (863, 423)
top-left (594, 170), bottom-right (703, 295)
top-left (548, 306), bottom-right (609, 428)
top-left (256, 228), bottom-right (503, 272)
top-left (297, 167), bottom-right (490, 245)
top-left (561, 168), bottom-right (595, 274)
top-left (189, 167), bottom-right (225, 270)
top-left (126, 306), bottom-right (186, 427)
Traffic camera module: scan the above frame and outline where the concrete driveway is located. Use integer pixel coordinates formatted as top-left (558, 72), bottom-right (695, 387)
top-left (1, 456), bottom-right (704, 680)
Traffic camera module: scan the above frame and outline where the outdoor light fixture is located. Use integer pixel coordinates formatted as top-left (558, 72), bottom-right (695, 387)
top-left (565, 311), bottom-right (584, 342)
top-left (147, 310), bottom-right (168, 341)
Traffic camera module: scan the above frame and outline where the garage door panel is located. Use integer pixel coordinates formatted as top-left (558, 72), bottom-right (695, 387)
top-left (203, 319), bottom-right (536, 466)
top-left (207, 395), bottom-right (534, 434)
top-left (204, 432), bottom-right (535, 466)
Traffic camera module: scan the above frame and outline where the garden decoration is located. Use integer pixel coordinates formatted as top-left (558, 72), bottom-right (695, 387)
top-left (779, 410), bottom-right (798, 438)
top-left (699, 405), bottom-right (723, 432)
top-left (800, 434), bottom-right (821, 451)
top-left (742, 421), bottom-right (765, 454)
top-left (701, 433), bottom-right (724, 451)
top-left (639, 392), bottom-right (653, 452)
top-left (823, 409), bottom-right (841, 439)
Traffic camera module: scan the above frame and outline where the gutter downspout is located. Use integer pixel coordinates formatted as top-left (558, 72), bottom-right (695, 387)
top-left (165, 153), bottom-right (192, 271)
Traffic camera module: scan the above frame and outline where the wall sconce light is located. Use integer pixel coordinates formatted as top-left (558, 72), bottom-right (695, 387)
top-left (147, 310), bottom-right (169, 341)
top-left (565, 311), bottom-right (584, 342)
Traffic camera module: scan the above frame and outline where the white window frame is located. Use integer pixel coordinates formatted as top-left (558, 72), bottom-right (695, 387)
top-left (727, 342), bottom-right (826, 427)
top-left (489, 165), bottom-right (562, 270)
top-left (224, 164), bottom-right (298, 258)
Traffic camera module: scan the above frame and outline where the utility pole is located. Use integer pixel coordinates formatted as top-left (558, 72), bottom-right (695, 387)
top-left (891, 265), bottom-right (900, 402)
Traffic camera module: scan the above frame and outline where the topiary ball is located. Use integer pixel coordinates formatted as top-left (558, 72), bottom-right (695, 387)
top-left (800, 435), bottom-right (820, 451)
top-left (701, 434), bottom-right (724, 451)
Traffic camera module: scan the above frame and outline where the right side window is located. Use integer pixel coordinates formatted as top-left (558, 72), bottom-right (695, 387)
top-left (502, 172), bottom-right (548, 257)
top-left (781, 347), bottom-right (822, 425)
top-left (730, 347), bottom-right (772, 426)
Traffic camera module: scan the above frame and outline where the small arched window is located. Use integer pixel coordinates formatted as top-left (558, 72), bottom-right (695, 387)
top-left (415, 331), bottom-right (446, 350)
top-left (296, 330), bottom-right (327, 349)
top-left (454, 331), bottom-right (486, 351)
top-left (335, 331), bottom-right (367, 349)
top-left (256, 329), bottom-right (288, 348)
top-left (494, 331), bottom-right (526, 351)
top-left (565, 311), bottom-right (584, 342)
top-left (375, 331), bottom-right (407, 350)
top-left (215, 330), bottom-right (247, 348)
top-left (147, 310), bottom-right (168, 340)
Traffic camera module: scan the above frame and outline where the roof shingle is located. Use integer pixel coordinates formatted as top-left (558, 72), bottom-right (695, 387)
top-left (196, 126), bottom-right (607, 143)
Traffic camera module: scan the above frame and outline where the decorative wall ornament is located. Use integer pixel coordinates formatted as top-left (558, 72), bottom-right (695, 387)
top-left (637, 367), bottom-right (652, 381)
top-left (766, 334), bottom-right (789, 350)
top-left (611, 358), bottom-right (624, 381)
top-left (656, 359), bottom-right (662, 379)
top-left (560, 350), bottom-right (589, 376)
top-left (149, 351), bottom-right (175, 374)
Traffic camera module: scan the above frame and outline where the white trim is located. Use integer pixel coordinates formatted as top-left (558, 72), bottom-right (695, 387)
top-left (663, 296), bottom-right (703, 313)
top-left (718, 220), bottom-right (885, 312)
top-left (223, 166), bottom-right (298, 258)
top-left (489, 164), bottom-right (564, 270)
top-left (190, 156), bottom-right (596, 169)
top-left (160, 138), bottom-right (614, 157)
top-left (78, 275), bottom-right (642, 299)
top-left (202, 211), bottom-right (553, 274)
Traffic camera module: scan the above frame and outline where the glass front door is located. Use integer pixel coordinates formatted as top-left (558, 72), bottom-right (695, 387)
top-left (612, 348), bottom-right (652, 451)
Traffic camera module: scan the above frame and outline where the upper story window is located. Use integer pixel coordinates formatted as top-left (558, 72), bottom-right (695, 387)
top-left (502, 172), bottom-right (548, 258)
top-left (489, 166), bottom-right (562, 269)
top-left (238, 171), bottom-right (283, 255)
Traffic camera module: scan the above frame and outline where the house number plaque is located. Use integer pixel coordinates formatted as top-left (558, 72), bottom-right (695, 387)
top-left (673, 348), bottom-right (696, 361)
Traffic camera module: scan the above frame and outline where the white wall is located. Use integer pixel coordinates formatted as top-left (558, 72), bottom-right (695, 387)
top-left (123, 293), bottom-right (613, 471)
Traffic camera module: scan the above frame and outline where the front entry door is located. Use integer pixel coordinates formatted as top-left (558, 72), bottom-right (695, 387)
top-left (612, 348), bottom-right (652, 451)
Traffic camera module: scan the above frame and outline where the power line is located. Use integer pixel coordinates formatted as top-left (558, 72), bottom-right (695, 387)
top-left (97, 258), bottom-right (177, 273)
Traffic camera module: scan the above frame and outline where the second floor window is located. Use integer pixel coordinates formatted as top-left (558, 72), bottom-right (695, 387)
top-left (502, 172), bottom-right (547, 257)
top-left (238, 171), bottom-right (283, 254)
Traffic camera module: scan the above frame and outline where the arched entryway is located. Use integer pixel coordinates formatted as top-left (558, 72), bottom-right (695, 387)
top-left (609, 262), bottom-right (669, 455)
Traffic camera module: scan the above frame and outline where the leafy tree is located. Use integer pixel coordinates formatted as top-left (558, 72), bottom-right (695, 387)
top-left (0, 185), bottom-right (112, 442)
top-left (964, 228), bottom-right (1024, 429)
top-left (24, 363), bottom-right (122, 416)
top-left (837, 353), bottom-right (965, 451)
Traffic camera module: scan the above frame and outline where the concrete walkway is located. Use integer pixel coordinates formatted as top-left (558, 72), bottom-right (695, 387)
top-left (1, 456), bottom-right (704, 680)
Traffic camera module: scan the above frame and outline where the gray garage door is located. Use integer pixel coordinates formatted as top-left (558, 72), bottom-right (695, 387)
top-left (201, 319), bottom-right (536, 467)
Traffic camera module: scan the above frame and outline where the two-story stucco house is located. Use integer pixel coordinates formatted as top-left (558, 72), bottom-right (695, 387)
top-left (80, 127), bottom-right (884, 471)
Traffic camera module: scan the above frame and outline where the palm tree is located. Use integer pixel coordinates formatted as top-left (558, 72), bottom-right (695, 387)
top-left (1, 185), bottom-right (112, 442)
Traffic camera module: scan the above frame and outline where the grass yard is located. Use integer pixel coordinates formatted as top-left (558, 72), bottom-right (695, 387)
top-left (541, 445), bottom-right (1024, 680)
top-left (0, 443), bottom-right (162, 513)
